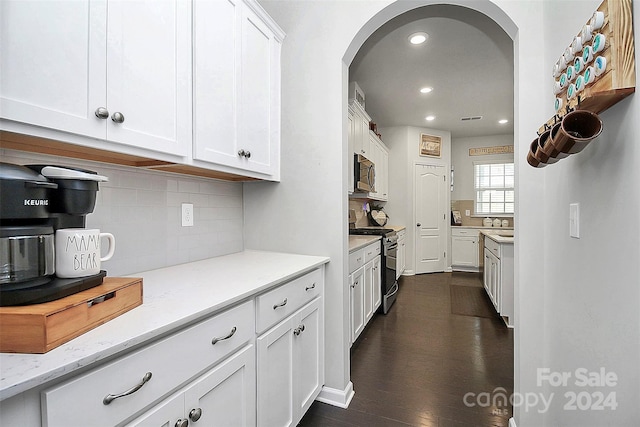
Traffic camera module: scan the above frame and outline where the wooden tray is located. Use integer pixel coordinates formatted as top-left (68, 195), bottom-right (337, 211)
top-left (0, 277), bottom-right (143, 354)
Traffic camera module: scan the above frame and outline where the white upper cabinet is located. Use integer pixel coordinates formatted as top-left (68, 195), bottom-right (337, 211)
top-left (0, 0), bottom-right (192, 156)
top-left (193, 0), bottom-right (283, 179)
top-left (0, 0), bottom-right (106, 139)
top-left (105, 0), bottom-right (192, 155)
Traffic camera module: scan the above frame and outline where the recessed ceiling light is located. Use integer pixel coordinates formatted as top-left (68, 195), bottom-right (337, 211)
top-left (420, 87), bottom-right (433, 94)
top-left (425, 115), bottom-right (436, 121)
top-left (409, 32), bottom-right (429, 45)
top-left (498, 119), bottom-right (509, 124)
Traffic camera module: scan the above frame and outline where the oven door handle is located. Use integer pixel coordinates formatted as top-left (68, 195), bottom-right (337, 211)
top-left (387, 281), bottom-right (399, 298)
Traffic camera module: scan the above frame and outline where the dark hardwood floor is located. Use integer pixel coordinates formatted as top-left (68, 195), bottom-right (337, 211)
top-left (300, 272), bottom-right (514, 427)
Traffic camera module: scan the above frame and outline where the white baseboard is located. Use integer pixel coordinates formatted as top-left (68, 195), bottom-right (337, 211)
top-left (509, 417), bottom-right (517, 427)
top-left (316, 382), bottom-right (355, 408)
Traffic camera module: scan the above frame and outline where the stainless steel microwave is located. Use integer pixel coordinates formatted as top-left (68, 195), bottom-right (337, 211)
top-left (354, 154), bottom-right (375, 193)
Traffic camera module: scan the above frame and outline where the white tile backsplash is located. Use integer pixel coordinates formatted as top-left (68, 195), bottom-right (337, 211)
top-left (0, 149), bottom-right (244, 276)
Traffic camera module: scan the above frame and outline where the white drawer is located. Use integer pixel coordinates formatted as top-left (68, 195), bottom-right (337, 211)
top-left (485, 236), bottom-right (501, 258)
top-left (364, 242), bottom-right (380, 263)
top-left (349, 248), bottom-right (365, 273)
top-left (451, 228), bottom-right (479, 237)
top-left (42, 300), bottom-right (255, 427)
top-left (255, 268), bottom-right (322, 334)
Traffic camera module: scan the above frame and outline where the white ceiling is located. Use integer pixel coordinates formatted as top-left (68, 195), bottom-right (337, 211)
top-left (349, 4), bottom-right (514, 139)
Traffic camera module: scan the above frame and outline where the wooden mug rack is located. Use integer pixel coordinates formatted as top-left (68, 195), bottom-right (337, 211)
top-left (530, 0), bottom-right (635, 166)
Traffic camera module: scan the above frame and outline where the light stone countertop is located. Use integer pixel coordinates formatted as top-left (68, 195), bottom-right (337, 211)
top-left (481, 230), bottom-right (515, 244)
top-left (349, 235), bottom-right (381, 252)
top-left (0, 250), bottom-right (329, 401)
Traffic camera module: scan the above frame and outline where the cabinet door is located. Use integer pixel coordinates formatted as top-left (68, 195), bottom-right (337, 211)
top-left (379, 148), bottom-right (389, 200)
top-left (397, 237), bottom-right (406, 279)
top-left (0, 0), bottom-right (106, 138)
top-left (293, 299), bottom-right (323, 421)
top-left (483, 250), bottom-right (491, 295)
top-left (184, 345), bottom-right (256, 427)
top-left (105, 0), bottom-right (191, 155)
top-left (125, 393), bottom-right (184, 427)
top-left (363, 260), bottom-right (374, 323)
top-left (238, 3), bottom-right (279, 175)
top-left (350, 267), bottom-right (365, 344)
top-left (257, 318), bottom-right (294, 427)
top-left (372, 256), bottom-right (381, 312)
top-left (452, 237), bottom-right (478, 267)
top-left (193, 0), bottom-right (241, 166)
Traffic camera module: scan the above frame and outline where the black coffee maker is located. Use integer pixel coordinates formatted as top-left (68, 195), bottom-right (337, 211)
top-left (0, 162), bottom-right (108, 306)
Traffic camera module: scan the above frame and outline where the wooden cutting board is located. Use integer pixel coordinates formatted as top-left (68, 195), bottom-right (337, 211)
top-left (0, 277), bottom-right (143, 354)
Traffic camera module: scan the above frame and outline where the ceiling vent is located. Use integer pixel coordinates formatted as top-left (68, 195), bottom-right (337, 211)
top-left (461, 116), bottom-right (483, 121)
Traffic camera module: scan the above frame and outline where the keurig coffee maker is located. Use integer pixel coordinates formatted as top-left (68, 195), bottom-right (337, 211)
top-left (0, 162), bottom-right (109, 306)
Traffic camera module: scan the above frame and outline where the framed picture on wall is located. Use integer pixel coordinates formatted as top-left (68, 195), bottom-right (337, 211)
top-left (419, 134), bottom-right (441, 157)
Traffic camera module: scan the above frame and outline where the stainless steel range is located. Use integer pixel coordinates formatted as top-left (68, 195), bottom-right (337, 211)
top-left (349, 227), bottom-right (398, 314)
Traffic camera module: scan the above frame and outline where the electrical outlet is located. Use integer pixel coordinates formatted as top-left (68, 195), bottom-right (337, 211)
top-left (182, 203), bottom-right (194, 227)
top-left (465, 210), bottom-right (470, 216)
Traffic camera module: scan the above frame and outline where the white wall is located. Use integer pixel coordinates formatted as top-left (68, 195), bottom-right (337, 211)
top-left (451, 133), bottom-right (514, 201)
top-left (539, 1), bottom-right (640, 424)
top-left (245, 1), bottom-right (549, 417)
top-left (380, 125), bottom-right (451, 274)
top-left (244, 0), bottom-right (392, 401)
top-left (1, 149), bottom-right (243, 276)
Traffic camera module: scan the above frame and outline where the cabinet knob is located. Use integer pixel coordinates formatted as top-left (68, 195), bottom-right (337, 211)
top-left (416, 223), bottom-right (421, 227)
top-left (238, 149), bottom-right (246, 157)
top-left (244, 150), bottom-right (251, 158)
top-left (189, 408), bottom-right (203, 422)
top-left (175, 419), bottom-right (189, 427)
top-left (111, 112), bottom-right (125, 123)
top-left (95, 107), bottom-right (109, 119)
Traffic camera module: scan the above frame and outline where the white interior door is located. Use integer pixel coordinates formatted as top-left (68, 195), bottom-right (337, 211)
top-left (414, 164), bottom-right (447, 274)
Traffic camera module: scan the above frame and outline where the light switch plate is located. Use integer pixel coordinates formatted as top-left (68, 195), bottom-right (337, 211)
top-left (465, 210), bottom-right (470, 216)
top-left (569, 203), bottom-right (579, 238)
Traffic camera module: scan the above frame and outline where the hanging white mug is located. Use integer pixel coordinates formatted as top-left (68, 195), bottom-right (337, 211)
top-left (55, 229), bottom-right (116, 278)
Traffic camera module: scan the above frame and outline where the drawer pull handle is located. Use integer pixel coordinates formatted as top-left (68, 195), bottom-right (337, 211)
top-left (211, 326), bottom-right (237, 345)
top-left (87, 291), bottom-right (115, 307)
top-left (273, 298), bottom-right (287, 310)
top-left (103, 372), bottom-right (152, 405)
top-left (305, 283), bottom-right (316, 291)
top-left (293, 324), bottom-right (305, 336)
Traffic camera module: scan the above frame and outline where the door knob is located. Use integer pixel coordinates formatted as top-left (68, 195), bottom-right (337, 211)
top-left (111, 112), bottom-right (125, 123)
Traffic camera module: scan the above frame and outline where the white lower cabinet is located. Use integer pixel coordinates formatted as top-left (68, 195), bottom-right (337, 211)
top-left (7, 267), bottom-right (326, 427)
top-left (483, 236), bottom-right (514, 328)
top-left (349, 266), bottom-right (365, 344)
top-left (396, 229), bottom-right (406, 278)
top-left (348, 241), bottom-right (381, 346)
top-left (451, 228), bottom-right (480, 272)
top-left (126, 345), bottom-right (255, 427)
top-left (256, 298), bottom-right (323, 427)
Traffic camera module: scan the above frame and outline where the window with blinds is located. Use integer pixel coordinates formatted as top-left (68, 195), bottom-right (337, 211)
top-left (474, 162), bottom-right (514, 215)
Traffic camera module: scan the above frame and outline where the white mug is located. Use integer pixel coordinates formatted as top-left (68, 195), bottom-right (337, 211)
top-left (55, 228), bottom-right (115, 278)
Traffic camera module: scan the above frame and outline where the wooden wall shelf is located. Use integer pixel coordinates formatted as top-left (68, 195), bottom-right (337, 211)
top-left (538, 0), bottom-right (635, 135)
